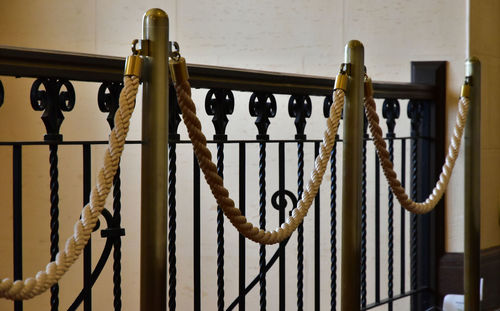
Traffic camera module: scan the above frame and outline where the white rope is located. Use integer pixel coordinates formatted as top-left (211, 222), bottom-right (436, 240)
top-left (0, 75), bottom-right (140, 300)
top-left (365, 94), bottom-right (470, 214)
top-left (174, 78), bottom-right (345, 244)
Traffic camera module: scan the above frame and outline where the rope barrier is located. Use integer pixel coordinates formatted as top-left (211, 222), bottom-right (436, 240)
top-left (364, 77), bottom-right (471, 214)
top-left (170, 54), bottom-right (346, 244)
top-left (0, 52), bottom-right (141, 301)
top-left (0, 38), bottom-right (472, 300)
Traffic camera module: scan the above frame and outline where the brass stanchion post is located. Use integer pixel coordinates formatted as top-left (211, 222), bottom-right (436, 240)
top-left (341, 40), bottom-right (364, 311)
top-left (141, 8), bottom-right (169, 311)
top-left (464, 57), bottom-right (481, 311)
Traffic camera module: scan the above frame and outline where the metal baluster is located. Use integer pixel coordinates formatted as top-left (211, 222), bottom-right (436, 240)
top-left (288, 94), bottom-right (311, 311)
top-left (13, 145), bottom-right (23, 311)
top-left (193, 155), bottom-right (201, 311)
top-left (167, 84), bottom-right (181, 311)
top-left (168, 143), bottom-right (177, 310)
top-left (98, 81), bottom-right (125, 311)
top-left (216, 142), bottom-right (225, 311)
top-left (249, 92), bottom-right (276, 311)
top-left (112, 168), bottom-right (122, 311)
top-left (205, 89), bottom-right (234, 311)
top-left (361, 115), bottom-right (368, 308)
top-left (238, 143), bottom-right (246, 311)
top-left (296, 140), bottom-right (305, 311)
top-left (324, 95), bottom-right (337, 311)
top-left (258, 142), bottom-right (267, 310)
top-left (401, 139), bottom-right (406, 294)
top-left (375, 154), bottom-right (381, 303)
top-left (330, 137), bottom-right (338, 311)
top-left (278, 142), bottom-right (286, 311)
top-left (30, 77), bottom-right (75, 311)
top-left (407, 100), bottom-right (422, 303)
top-left (83, 144), bottom-right (92, 311)
top-left (314, 141), bottom-right (320, 311)
top-left (49, 144), bottom-right (60, 311)
top-left (383, 98), bottom-right (400, 310)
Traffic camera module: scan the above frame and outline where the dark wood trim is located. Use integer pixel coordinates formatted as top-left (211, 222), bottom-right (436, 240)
top-left (438, 245), bottom-right (500, 310)
top-left (0, 45), bottom-right (435, 98)
top-left (411, 61), bottom-right (447, 310)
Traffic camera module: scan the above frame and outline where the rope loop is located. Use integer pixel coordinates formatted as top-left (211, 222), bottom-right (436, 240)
top-left (0, 75), bottom-right (140, 301)
top-left (364, 77), bottom-right (470, 214)
top-left (172, 64), bottom-right (345, 244)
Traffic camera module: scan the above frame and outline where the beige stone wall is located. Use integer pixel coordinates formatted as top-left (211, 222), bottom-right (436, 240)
top-left (0, 0), bottom-right (480, 310)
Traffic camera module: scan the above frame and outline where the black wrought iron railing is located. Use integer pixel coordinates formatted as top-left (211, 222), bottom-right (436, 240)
top-left (0, 46), bottom-right (445, 310)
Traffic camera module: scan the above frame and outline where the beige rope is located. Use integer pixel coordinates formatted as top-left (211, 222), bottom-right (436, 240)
top-left (364, 92), bottom-right (470, 214)
top-left (0, 75), bottom-right (140, 300)
top-left (174, 79), bottom-right (345, 244)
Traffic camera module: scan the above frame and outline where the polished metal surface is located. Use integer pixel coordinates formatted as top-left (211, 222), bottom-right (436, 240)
top-left (169, 56), bottom-right (189, 83)
top-left (464, 57), bottom-right (481, 311)
top-left (141, 8), bottom-right (169, 311)
top-left (124, 54), bottom-right (143, 77)
top-left (341, 40), bottom-right (364, 311)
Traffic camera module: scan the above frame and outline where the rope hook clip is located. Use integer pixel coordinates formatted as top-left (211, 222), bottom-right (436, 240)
top-left (334, 63), bottom-right (349, 92)
top-left (169, 41), bottom-right (189, 83)
top-left (364, 72), bottom-right (373, 98)
top-left (461, 76), bottom-right (472, 99)
top-left (124, 39), bottom-right (148, 78)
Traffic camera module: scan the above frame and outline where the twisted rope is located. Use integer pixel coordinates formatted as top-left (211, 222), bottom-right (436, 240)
top-left (0, 76), bottom-right (140, 300)
top-left (174, 79), bottom-right (345, 244)
top-left (364, 94), bottom-right (470, 214)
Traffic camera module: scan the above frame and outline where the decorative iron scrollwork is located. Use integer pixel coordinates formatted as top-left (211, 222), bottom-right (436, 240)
top-left (323, 95), bottom-right (333, 118)
top-left (382, 98), bottom-right (400, 134)
top-left (169, 84), bottom-right (182, 140)
top-left (30, 78), bottom-right (75, 141)
top-left (271, 189), bottom-right (297, 212)
top-left (205, 89), bottom-right (234, 140)
top-left (323, 94), bottom-right (344, 120)
top-left (98, 81), bottom-right (123, 129)
top-left (69, 208), bottom-right (118, 310)
top-left (407, 99), bottom-right (423, 135)
top-left (249, 92), bottom-right (276, 140)
top-left (288, 95), bottom-right (312, 139)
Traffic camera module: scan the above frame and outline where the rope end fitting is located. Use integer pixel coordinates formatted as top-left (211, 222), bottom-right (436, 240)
top-left (364, 75), bottom-right (374, 98)
top-left (169, 42), bottom-right (189, 84)
top-left (461, 76), bottom-right (472, 98)
top-left (334, 63), bottom-right (349, 92)
top-left (169, 56), bottom-right (189, 84)
top-left (124, 39), bottom-right (148, 78)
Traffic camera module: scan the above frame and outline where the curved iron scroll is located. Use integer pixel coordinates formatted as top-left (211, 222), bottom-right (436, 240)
top-left (226, 189), bottom-right (297, 311)
top-left (98, 81), bottom-right (123, 129)
top-left (67, 208), bottom-right (124, 311)
top-left (271, 189), bottom-right (297, 212)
